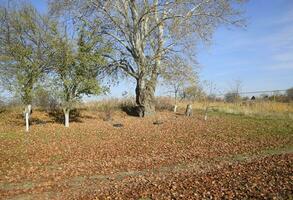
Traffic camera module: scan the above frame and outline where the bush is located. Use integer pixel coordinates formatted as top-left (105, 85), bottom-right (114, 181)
top-left (33, 87), bottom-right (59, 111)
top-left (154, 97), bottom-right (174, 111)
top-left (99, 103), bottom-right (115, 121)
top-left (224, 92), bottom-right (240, 103)
top-left (92, 99), bottom-right (121, 121)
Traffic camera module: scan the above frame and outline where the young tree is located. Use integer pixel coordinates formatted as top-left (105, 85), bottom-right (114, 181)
top-left (225, 79), bottom-right (242, 103)
top-left (162, 56), bottom-right (197, 112)
top-left (181, 85), bottom-right (206, 102)
top-left (49, 0), bottom-right (245, 117)
top-left (49, 23), bottom-right (109, 127)
top-left (0, 3), bottom-right (54, 131)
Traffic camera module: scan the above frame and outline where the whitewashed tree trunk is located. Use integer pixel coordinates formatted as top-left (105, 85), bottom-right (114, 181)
top-left (24, 104), bottom-right (32, 132)
top-left (64, 108), bottom-right (70, 127)
top-left (173, 90), bottom-right (178, 113)
top-left (204, 106), bottom-right (208, 121)
top-left (173, 105), bottom-right (177, 113)
top-left (25, 112), bottom-right (29, 132)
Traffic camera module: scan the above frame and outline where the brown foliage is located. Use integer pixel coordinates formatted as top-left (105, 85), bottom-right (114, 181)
top-left (0, 110), bottom-right (292, 199)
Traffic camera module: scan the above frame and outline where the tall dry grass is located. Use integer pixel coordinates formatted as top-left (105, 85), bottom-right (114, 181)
top-left (78, 97), bottom-right (293, 119)
top-left (176, 99), bottom-right (293, 119)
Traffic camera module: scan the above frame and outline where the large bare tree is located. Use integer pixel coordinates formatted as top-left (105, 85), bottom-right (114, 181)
top-left (49, 0), bottom-right (244, 117)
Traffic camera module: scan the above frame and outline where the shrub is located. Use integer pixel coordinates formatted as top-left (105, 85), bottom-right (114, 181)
top-left (154, 97), bottom-right (174, 111)
top-left (224, 92), bottom-right (240, 103)
top-left (33, 87), bottom-right (60, 111)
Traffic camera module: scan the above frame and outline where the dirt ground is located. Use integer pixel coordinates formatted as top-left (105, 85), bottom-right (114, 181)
top-left (0, 109), bottom-right (292, 199)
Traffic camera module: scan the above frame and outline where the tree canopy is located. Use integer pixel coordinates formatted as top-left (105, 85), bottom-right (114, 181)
top-left (0, 3), bottom-right (54, 105)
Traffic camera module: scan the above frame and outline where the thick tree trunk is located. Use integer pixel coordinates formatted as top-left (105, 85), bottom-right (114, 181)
top-left (63, 108), bottom-right (70, 127)
top-left (135, 79), bottom-right (156, 117)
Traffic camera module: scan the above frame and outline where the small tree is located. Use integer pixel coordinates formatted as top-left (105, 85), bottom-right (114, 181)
top-left (225, 80), bottom-right (242, 103)
top-left (162, 56), bottom-right (197, 112)
top-left (224, 92), bottom-right (240, 103)
top-left (181, 85), bottom-right (206, 102)
top-left (50, 23), bottom-right (109, 127)
top-left (0, 3), bottom-right (54, 131)
top-left (202, 81), bottom-right (217, 120)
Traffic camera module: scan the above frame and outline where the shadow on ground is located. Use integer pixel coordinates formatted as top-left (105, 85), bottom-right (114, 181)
top-left (120, 105), bottom-right (139, 117)
top-left (48, 109), bottom-right (83, 124)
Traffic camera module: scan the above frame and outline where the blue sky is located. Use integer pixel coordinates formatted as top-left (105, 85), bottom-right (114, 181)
top-left (196, 0), bottom-right (293, 95)
top-left (1, 0), bottom-right (293, 99)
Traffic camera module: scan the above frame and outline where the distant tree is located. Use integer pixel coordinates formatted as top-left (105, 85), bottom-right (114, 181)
top-left (0, 3), bottom-right (54, 131)
top-left (181, 85), bottom-right (206, 102)
top-left (242, 96), bottom-right (250, 101)
top-left (162, 56), bottom-right (197, 112)
top-left (49, 22), bottom-right (109, 127)
top-left (225, 80), bottom-right (242, 103)
top-left (286, 87), bottom-right (293, 101)
top-left (224, 92), bottom-right (240, 103)
top-left (260, 94), bottom-right (269, 100)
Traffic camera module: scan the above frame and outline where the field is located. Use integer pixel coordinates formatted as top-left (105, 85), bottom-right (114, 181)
top-left (0, 106), bottom-right (292, 199)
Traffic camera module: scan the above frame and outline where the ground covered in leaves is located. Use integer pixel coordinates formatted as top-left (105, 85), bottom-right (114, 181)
top-left (0, 109), bottom-right (292, 199)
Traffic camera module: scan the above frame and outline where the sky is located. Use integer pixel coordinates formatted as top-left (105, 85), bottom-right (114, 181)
top-left (196, 0), bottom-right (293, 95)
top-left (1, 0), bottom-right (293, 99)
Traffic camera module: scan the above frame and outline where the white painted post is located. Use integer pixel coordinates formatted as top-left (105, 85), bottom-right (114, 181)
top-left (24, 104), bottom-right (31, 132)
top-left (25, 112), bottom-right (29, 132)
top-left (204, 107), bottom-right (208, 121)
top-left (173, 105), bottom-right (177, 113)
top-left (28, 104), bottom-right (32, 114)
top-left (64, 109), bottom-right (70, 128)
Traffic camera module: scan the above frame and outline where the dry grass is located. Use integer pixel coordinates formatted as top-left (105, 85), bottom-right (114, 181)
top-left (174, 100), bottom-right (293, 119)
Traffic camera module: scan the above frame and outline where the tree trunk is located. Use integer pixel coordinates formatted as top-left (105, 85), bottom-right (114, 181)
top-left (135, 79), bottom-right (156, 117)
top-left (24, 104), bottom-right (32, 132)
top-left (63, 108), bottom-right (70, 127)
top-left (25, 112), bottom-right (29, 132)
top-left (174, 90), bottom-right (178, 113)
top-left (204, 106), bottom-right (208, 121)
